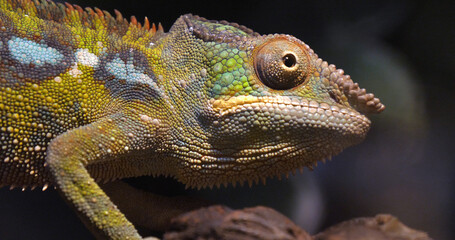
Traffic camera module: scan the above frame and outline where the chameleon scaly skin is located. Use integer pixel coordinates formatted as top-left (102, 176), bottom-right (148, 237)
top-left (0, 0), bottom-right (384, 239)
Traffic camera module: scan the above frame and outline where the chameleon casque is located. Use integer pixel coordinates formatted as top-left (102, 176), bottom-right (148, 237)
top-left (0, 0), bottom-right (385, 239)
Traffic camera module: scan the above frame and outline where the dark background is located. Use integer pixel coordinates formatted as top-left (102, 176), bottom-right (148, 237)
top-left (0, 0), bottom-right (454, 239)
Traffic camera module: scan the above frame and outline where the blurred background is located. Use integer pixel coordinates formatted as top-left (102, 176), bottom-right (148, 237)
top-left (0, 0), bottom-right (453, 239)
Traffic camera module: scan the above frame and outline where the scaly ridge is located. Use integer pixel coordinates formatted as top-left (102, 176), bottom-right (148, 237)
top-left (316, 59), bottom-right (385, 114)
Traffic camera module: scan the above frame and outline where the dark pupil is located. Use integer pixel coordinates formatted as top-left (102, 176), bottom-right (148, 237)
top-left (283, 54), bottom-right (296, 68)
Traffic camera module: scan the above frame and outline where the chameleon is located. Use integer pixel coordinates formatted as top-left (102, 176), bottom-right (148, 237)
top-left (0, 0), bottom-right (385, 239)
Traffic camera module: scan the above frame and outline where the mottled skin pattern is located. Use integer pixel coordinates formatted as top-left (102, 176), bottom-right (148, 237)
top-left (0, 0), bottom-right (384, 239)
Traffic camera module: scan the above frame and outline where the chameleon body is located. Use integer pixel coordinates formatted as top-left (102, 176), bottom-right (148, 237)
top-left (0, 0), bottom-right (384, 239)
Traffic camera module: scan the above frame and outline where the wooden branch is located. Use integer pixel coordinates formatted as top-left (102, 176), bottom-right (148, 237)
top-left (163, 205), bottom-right (432, 240)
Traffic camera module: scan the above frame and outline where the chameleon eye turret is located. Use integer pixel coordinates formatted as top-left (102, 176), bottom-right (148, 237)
top-left (254, 37), bottom-right (312, 90)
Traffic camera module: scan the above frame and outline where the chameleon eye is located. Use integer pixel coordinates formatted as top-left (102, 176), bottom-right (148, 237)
top-left (283, 53), bottom-right (296, 68)
top-left (254, 39), bottom-right (311, 90)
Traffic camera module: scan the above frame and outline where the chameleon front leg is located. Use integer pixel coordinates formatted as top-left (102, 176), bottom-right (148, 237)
top-left (46, 112), bottom-right (166, 240)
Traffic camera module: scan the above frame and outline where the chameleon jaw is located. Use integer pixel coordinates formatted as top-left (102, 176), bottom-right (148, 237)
top-left (175, 95), bottom-right (372, 189)
top-left (179, 138), bottom-right (349, 189)
top-left (210, 95), bottom-right (371, 137)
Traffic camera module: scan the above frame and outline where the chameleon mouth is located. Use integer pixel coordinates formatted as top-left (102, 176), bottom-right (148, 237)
top-left (178, 96), bottom-right (372, 189)
top-left (211, 95), bottom-right (371, 136)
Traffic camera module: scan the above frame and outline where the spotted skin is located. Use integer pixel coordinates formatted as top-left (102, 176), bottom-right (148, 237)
top-left (0, 0), bottom-right (384, 239)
